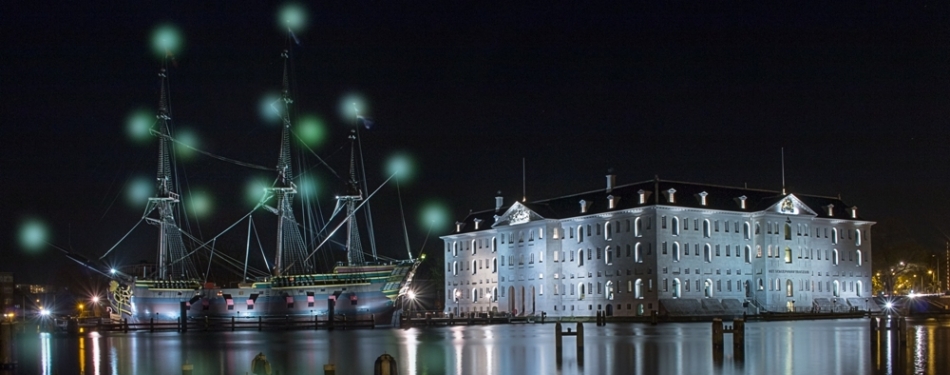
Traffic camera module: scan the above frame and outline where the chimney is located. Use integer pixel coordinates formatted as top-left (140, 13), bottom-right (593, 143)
top-left (606, 168), bottom-right (616, 193)
top-left (495, 191), bottom-right (504, 212)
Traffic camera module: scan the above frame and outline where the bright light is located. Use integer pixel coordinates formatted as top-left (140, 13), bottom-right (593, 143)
top-left (18, 217), bottom-right (50, 253)
top-left (278, 3), bottom-right (308, 32)
top-left (259, 92), bottom-right (282, 124)
top-left (296, 115), bottom-right (327, 147)
top-left (884, 302), bottom-right (894, 309)
top-left (386, 152), bottom-right (416, 183)
top-left (408, 291), bottom-right (416, 300)
top-left (419, 201), bottom-right (450, 232)
top-left (908, 292), bottom-right (917, 298)
top-left (151, 24), bottom-right (183, 57)
top-left (187, 189), bottom-right (214, 218)
top-left (39, 308), bottom-right (50, 316)
top-left (110, 268), bottom-right (117, 275)
top-left (340, 93), bottom-right (366, 122)
top-left (91, 296), bottom-right (99, 303)
top-left (126, 175), bottom-right (155, 207)
top-left (126, 108), bottom-right (154, 144)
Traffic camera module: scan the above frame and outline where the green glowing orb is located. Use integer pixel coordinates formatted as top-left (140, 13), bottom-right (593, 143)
top-left (278, 3), bottom-right (308, 31)
top-left (174, 128), bottom-right (198, 160)
top-left (419, 201), bottom-right (450, 232)
top-left (297, 115), bottom-right (327, 147)
top-left (259, 92), bottom-right (282, 124)
top-left (127, 175), bottom-right (155, 207)
top-left (297, 175), bottom-right (319, 199)
top-left (151, 24), bottom-right (183, 57)
top-left (386, 152), bottom-right (416, 183)
top-left (126, 109), bottom-right (154, 144)
top-left (18, 217), bottom-right (49, 253)
top-left (340, 93), bottom-right (366, 122)
top-left (188, 189), bottom-right (214, 218)
top-left (245, 177), bottom-right (270, 206)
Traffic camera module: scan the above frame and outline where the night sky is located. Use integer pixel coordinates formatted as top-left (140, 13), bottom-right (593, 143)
top-left (2, 2), bottom-right (949, 284)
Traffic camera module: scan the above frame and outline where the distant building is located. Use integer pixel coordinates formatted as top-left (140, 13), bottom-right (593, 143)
top-left (441, 175), bottom-right (875, 318)
top-left (1, 272), bottom-right (14, 316)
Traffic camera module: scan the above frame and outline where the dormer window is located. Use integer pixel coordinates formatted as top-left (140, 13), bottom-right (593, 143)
top-left (698, 191), bottom-right (708, 206)
top-left (579, 199), bottom-right (590, 214)
top-left (738, 195), bottom-right (747, 210)
top-left (826, 204), bottom-right (834, 217)
top-left (474, 218), bottom-right (483, 230)
top-left (665, 188), bottom-right (677, 203)
top-left (608, 195), bottom-right (619, 209)
top-left (456, 221), bottom-right (464, 233)
top-left (638, 189), bottom-right (647, 204)
top-left (850, 206), bottom-right (858, 219)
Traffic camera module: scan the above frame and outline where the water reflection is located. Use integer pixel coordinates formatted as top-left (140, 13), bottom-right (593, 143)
top-left (5, 318), bottom-right (949, 374)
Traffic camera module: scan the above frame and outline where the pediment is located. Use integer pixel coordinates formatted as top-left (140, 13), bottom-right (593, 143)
top-left (492, 202), bottom-right (545, 227)
top-left (768, 194), bottom-right (817, 216)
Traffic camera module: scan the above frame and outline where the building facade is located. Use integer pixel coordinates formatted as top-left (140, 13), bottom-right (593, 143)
top-left (441, 176), bottom-right (874, 318)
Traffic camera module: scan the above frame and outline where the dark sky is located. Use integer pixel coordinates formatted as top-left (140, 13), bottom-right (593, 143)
top-left (2, 1), bottom-right (949, 283)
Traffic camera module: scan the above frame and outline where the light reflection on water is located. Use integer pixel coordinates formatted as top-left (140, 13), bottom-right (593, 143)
top-left (4, 318), bottom-right (950, 375)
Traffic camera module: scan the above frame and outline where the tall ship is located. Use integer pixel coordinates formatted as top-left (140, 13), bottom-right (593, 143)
top-left (64, 26), bottom-right (423, 326)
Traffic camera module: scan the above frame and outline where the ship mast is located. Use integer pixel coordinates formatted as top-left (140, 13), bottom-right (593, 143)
top-left (340, 127), bottom-right (366, 266)
top-left (144, 58), bottom-right (196, 281)
top-left (264, 38), bottom-right (309, 276)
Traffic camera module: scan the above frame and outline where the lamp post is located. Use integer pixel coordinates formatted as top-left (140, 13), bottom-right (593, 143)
top-left (454, 290), bottom-right (460, 317)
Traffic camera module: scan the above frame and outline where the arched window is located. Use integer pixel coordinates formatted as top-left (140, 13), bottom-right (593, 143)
top-left (606, 281), bottom-right (615, 300)
top-left (453, 261), bottom-right (459, 276)
top-left (756, 245), bottom-right (763, 258)
top-left (578, 249), bottom-right (584, 266)
top-left (579, 282), bottom-right (587, 299)
top-left (492, 257), bottom-right (497, 273)
top-left (635, 243), bottom-right (642, 263)
top-left (785, 222), bottom-right (792, 240)
top-left (856, 281), bottom-right (863, 297)
top-left (855, 229), bottom-right (862, 246)
top-left (672, 217), bottom-right (680, 236)
top-left (605, 247), bottom-right (613, 265)
top-left (472, 260), bottom-right (478, 275)
top-left (757, 278), bottom-right (764, 290)
top-left (744, 222), bottom-right (751, 240)
top-left (605, 222), bottom-right (612, 240)
top-left (832, 249), bottom-right (839, 265)
top-left (472, 240), bottom-right (477, 255)
top-left (672, 278), bottom-right (681, 299)
top-left (704, 279), bottom-right (713, 298)
top-left (786, 279), bottom-right (794, 297)
top-left (634, 279), bottom-right (643, 299)
top-left (453, 241), bottom-right (459, 257)
top-left (745, 246), bottom-right (752, 263)
top-left (635, 217), bottom-right (643, 237)
top-left (755, 222), bottom-right (761, 235)
top-left (832, 228), bottom-right (838, 244)
top-left (856, 250), bottom-right (862, 266)
top-left (833, 280), bottom-right (841, 297)
top-left (704, 244), bottom-right (712, 263)
top-left (578, 225), bottom-right (584, 243)
top-left (784, 247), bottom-right (792, 263)
top-left (673, 242), bottom-right (681, 262)
top-left (492, 237), bottom-right (497, 252)
top-left (703, 219), bottom-right (711, 238)
top-left (472, 288), bottom-right (478, 302)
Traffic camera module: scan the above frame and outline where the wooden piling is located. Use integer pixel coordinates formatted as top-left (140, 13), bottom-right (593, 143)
top-left (179, 301), bottom-right (188, 333)
top-left (555, 322), bottom-right (563, 352)
top-left (323, 364), bottom-right (336, 375)
top-left (181, 361), bottom-right (193, 375)
top-left (899, 317), bottom-right (907, 346)
top-left (650, 310), bottom-right (657, 325)
top-left (733, 318), bottom-right (745, 359)
top-left (576, 322), bottom-right (584, 348)
top-left (712, 318), bottom-right (724, 351)
top-left (258, 316), bottom-right (262, 332)
top-left (231, 316), bottom-right (235, 332)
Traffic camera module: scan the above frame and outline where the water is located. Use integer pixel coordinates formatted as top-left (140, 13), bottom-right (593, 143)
top-left (4, 318), bottom-right (949, 375)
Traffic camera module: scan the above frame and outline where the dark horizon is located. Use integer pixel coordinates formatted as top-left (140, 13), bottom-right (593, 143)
top-left (2, 2), bottom-right (949, 284)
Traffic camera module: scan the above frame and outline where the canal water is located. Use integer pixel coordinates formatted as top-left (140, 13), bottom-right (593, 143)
top-left (3, 318), bottom-right (949, 374)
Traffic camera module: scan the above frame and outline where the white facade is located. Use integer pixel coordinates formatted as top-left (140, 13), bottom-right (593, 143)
top-left (441, 177), bottom-right (874, 317)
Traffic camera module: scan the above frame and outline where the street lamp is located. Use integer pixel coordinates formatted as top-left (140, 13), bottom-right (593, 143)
top-left (454, 290), bottom-right (461, 317)
top-left (407, 290), bottom-right (416, 317)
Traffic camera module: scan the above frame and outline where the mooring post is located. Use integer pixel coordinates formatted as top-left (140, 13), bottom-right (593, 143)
top-left (179, 301), bottom-right (188, 333)
top-left (374, 353), bottom-right (397, 375)
top-left (323, 364), bottom-right (336, 375)
top-left (150, 317), bottom-right (154, 333)
top-left (555, 322), bottom-right (563, 352)
top-left (181, 361), bottom-right (193, 375)
top-left (426, 313), bottom-right (432, 327)
top-left (342, 315), bottom-right (347, 330)
top-left (231, 316), bottom-right (235, 332)
top-left (899, 317), bottom-right (907, 346)
top-left (651, 310), bottom-right (658, 325)
top-left (258, 316), bottom-right (262, 332)
top-left (712, 318), bottom-right (724, 351)
top-left (204, 316), bottom-right (209, 331)
top-left (328, 298), bottom-right (336, 331)
top-left (733, 318), bottom-right (745, 359)
top-left (371, 314), bottom-right (376, 329)
top-left (576, 322), bottom-right (584, 348)
top-left (314, 314), bottom-right (319, 330)
top-left (869, 317), bottom-right (878, 356)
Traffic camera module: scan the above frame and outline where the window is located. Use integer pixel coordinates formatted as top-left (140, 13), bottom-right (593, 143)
top-left (635, 243), bottom-right (642, 263)
top-left (492, 237), bottom-right (497, 252)
top-left (634, 279), bottom-right (643, 299)
top-left (578, 250), bottom-right (584, 266)
top-left (744, 222), bottom-right (751, 239)
top-left (635, 217), bottom-right (643, 237)
top-left (832, 249), bottom-right (839, 265)
top-left (756, 245), bottom-right (762, 258)
top-left (785, 222), bottom-right (792, 240)
top-left (492, 258), bottom-right (497, 273)
top-left (855, 229), bottom-right (862, 246)
top-left (784, 247), bottom-right (792, 263)
top-left (786, 279), bottom-right (794, 297)
top-left (856, 250), bottom-right (862, 266)
top-left (606, 247), bottom-right (613, 265)
top-left (704, 244), bottom-right (712, 263)
top-left (673, 242), bottom-right (680, 262)
top-left (832, 228), bottom-right (838, 244)
top-left (672, 217), bottom-right (680, 236)
top-left (472, 239), bottom-right (477, 255)
top-left (703, 219), bottom-right (711, 238)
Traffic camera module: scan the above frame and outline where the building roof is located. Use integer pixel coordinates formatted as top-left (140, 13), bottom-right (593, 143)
top-left (450, 176), bottom-right (864, 235)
